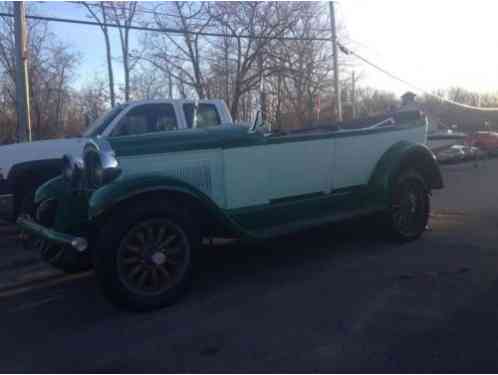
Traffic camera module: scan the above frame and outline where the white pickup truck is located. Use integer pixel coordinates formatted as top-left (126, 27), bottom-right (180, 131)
top-left (0, 99), bottom-right (233, 222)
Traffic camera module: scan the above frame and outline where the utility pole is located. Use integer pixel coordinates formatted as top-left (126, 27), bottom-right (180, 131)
top-left (14, 1), bottom-right (31, 143)
top-left (329, 1), bottom-right (342, 122)
top-left (351, 71), bottom-right (356, 119)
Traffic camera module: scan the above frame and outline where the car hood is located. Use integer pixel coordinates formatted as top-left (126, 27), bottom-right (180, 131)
top-left (0, 137), bottom-right (89, 178)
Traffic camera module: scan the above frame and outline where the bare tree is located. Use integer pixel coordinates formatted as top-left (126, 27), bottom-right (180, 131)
top-left (81, 2), bottom-right (116, 107)
top-left (207, 2), bottom-right (308, 119)
top-left (265, 2), bottom-right (334, 127)
top-left (129, 63), bottom-right (171, 100)
top-left (354, 87), bottom-right (398, 117)
top-left (108, 1), bottom-right (139, 102)
top-left (0, 3), bottom-right (80, 141)
top-left (142, 2), bottom-right (212, 99)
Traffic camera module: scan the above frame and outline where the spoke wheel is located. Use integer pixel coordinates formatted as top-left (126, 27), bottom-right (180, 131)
top-left (117, 219), bottom-right (191, 297)
top-left (388, 170), bottom-right (429, 241)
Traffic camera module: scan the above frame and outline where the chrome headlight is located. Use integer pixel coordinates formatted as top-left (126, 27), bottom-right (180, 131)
top-left (62, 154), bottom-right (84, 188)
top-left (83, 138), bottom-right (121, 189)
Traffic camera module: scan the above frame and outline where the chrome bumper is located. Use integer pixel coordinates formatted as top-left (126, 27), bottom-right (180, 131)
top-left (17, 216), bottom-right (88, 252)
top-left (0, 193), bottom-right (14, 222)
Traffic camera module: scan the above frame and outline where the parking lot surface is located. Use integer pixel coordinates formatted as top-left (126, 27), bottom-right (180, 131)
top-left (1, 159), bottom-right (498, 372)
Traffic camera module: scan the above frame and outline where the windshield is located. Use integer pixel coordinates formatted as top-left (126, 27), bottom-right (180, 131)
top-left (82, 104), bottom-right (126, 137)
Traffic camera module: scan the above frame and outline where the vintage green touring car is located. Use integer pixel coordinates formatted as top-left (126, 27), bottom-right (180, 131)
top-left (18, 109), bottom-right (443, 311)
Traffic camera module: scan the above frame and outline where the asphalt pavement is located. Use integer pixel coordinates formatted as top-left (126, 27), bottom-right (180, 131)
top-left (1, 159), bottom-right (498, 372)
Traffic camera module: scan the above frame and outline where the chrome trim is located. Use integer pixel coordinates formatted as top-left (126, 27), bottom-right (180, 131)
top-left (62, 154), bottom-right (85, 189)
top-left (84, 138), bottom-right (121, 188)
top-left (0, 193), bottom-right (14, 221)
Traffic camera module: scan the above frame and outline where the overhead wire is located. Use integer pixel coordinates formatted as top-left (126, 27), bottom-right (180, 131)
top-left (0, 11), bottom-right (331, 42)
top-left (3, 5), bottom-right (496, 112)
top-left (337, 41), bottom-right (498, 112)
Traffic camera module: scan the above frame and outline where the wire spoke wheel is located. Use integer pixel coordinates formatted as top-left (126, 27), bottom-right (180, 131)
top-left (117, 218), bottom-right (191, 297)
top-left (392, 178), bottom-right (426, 238)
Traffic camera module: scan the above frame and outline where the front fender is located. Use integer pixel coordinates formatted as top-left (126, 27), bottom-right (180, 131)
top-left (369, 141), bottom-right (443, 205)
top-left (88, 173), bottom-right (234, 228)
top-left (33, 175), bottom-right (90, 235)
top-left (34, 175), bottom-right (67, 205)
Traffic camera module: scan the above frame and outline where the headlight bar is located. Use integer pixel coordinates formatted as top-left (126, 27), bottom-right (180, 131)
top-left (83, 138), bottom-right (121, 189)
top-left (62, 154), bottom-right (85, 189)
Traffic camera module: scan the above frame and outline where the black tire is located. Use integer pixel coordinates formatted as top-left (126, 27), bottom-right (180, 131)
top-left (19, 188), bottom-right (36, 218)
top-left (386, 169), bottom-right (429, 242)
top-left (36, 199), bottom-right (92, 274)
top-left (18, 187), bottom-right (38, 248)
top-left (93, 199), bottom-right (199, 312)
top-left (41, 243), bottom-right (93, 274)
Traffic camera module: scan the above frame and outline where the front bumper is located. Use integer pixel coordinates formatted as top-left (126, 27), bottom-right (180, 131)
top-left (17, 216), bottom-right (88, 252)
top-left (0, 193), bottom-right (14, 222)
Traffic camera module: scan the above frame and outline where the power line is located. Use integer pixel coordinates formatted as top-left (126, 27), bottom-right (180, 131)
top-left (0, 11), bottom-right (332, 42)
top-left (66, 2), bottom-right (333, 38)
top-left (337, 41), bottom-right (498, 112)
top-left (64, 1), bottom-right (208, 22)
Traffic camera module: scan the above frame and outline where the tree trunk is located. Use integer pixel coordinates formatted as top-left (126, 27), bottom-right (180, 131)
top-left (168, 70), bottom-right (173, 99)
top-left (123, 51), bottom-right (129, 102)
top-left (103, 30), bottom-right (115, 107)
top-left (230, 88), bottom-right (241, 121)
top-left (123, 27), bottom-right (130, 102)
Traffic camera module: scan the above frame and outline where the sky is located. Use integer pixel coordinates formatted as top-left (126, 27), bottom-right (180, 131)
top-left (30, 0), bottom-right (498, 98)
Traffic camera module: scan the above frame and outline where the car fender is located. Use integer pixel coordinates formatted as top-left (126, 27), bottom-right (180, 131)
top-left (34, 175), bottom-right (67, 205)
top-left (88, 173), bottom-right (246, 237)
top-left (33, 175), bottom-right (91, 234)
top-left (369, 141), bottom-right (444, 205)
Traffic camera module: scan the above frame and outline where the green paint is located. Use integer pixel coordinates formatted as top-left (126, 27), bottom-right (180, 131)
top-left (34, 175), bottom-right (67, 205)
top-left (109, 127), bottom-right (263, 157)
top-left (17, 216), bottom-right (84, 248)
top-left (88, 172), bottom-right (381, 241)
top-left (228, 185), bottom-right (372, 232)
top-left (34, 174), bottom-right (90, 236)
top-left (26, 113), bottom-right (436, 246)
top-left (108, 119), bottom-right (426, 158)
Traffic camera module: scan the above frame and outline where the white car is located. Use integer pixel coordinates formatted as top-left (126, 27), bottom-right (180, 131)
top-left (0, 99), bottom-right (233, 222)
top-left (436, 145), bottom-right (467, 163)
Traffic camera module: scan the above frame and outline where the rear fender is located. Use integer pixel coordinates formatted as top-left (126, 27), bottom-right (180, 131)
top-left (369, 141), bottom-right (443, 205)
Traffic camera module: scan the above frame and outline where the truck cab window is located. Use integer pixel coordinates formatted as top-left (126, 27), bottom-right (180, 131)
top-left (183, 103), bottom-right (221, 129)
top-left (111, 104), bottom-right (178, 137)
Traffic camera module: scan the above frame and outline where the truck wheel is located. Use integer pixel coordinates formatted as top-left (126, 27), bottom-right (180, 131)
top-left (36, 199), bottom-right (92, 274)
top-left (94, 201), bottom-right (198, 312)
top-left (18, 188), bottom-right (38, 248)
top-left (387, 170), bottom-right (429, 241)
top-left (41, 243), bottom-right (93, 274)
top-left (19, 188), bottom-right (36, 218)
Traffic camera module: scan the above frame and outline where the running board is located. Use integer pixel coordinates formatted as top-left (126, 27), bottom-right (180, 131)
top-left (251, 206), bottom-right (383, 239)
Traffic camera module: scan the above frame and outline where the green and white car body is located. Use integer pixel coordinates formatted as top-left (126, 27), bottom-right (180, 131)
top-left (19, 110), bottom-right (443, 311)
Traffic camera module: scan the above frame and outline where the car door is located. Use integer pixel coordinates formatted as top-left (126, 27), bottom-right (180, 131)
top-left (222, 133), bottom-right (335, 231)
top-left (264, 136), bottom-right (335, 201)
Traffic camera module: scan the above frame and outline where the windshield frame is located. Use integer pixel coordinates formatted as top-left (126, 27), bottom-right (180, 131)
top-left (82, 104), bottom-right (126, 137)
